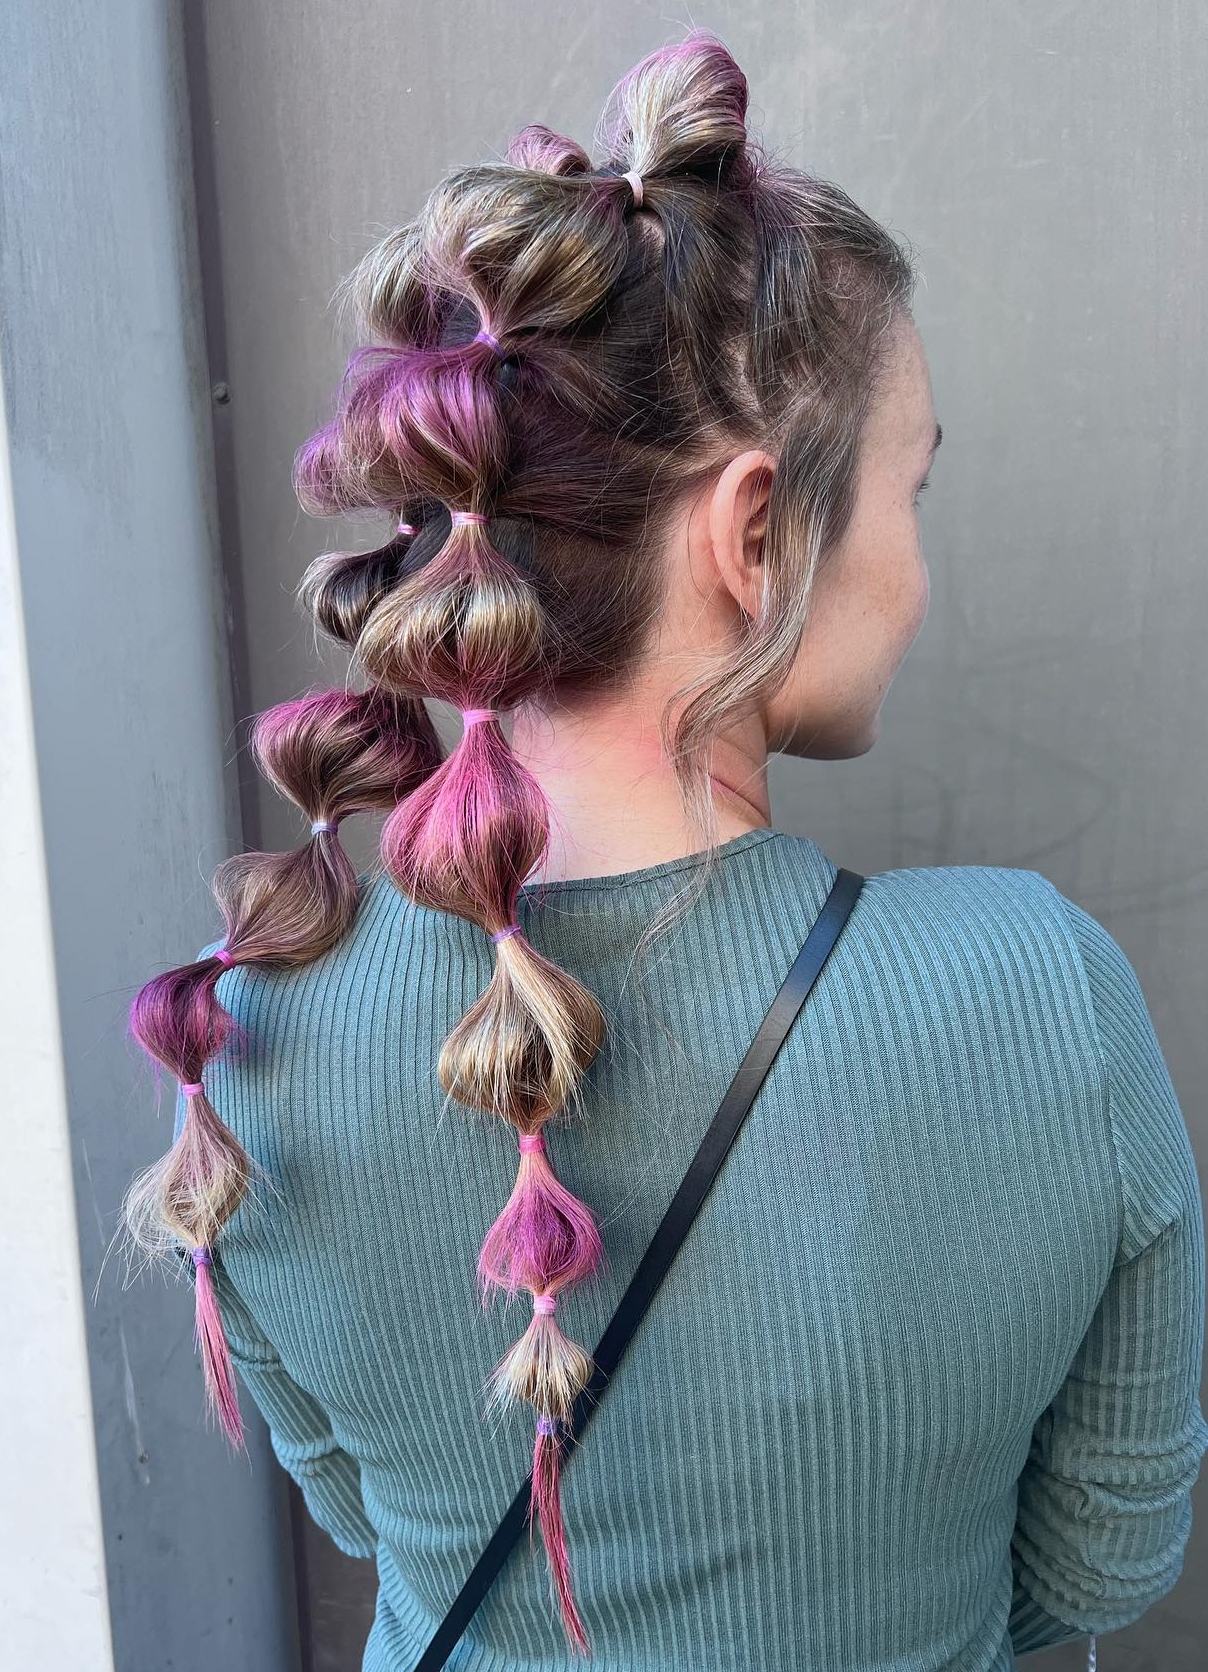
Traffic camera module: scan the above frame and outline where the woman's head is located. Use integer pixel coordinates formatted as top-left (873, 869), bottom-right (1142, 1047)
top-left (123, 29), bottom-right (920, 1656)
top-left (582, 308), bottom-right (938, 794)
top-left (297, 36), bottom-right (918, 819)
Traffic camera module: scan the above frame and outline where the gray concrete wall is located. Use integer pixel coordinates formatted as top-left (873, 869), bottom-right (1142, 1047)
top-left (187, 6), bottom-right (1208, 1667)
top-left (0, 3), bottom-right (298, 1668)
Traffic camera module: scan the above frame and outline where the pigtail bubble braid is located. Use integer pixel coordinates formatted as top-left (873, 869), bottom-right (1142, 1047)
top-left (304, 304), bottom-right (621, 1644)
top-left (121, 684), bottom-right (442, 1447)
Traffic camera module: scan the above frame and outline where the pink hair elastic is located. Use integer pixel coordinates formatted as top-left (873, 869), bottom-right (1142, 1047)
top-left (212, 947), bottom-right (236, 968)
top-left (491, 923), bottom-right (522, 943)
top-left (623, 169), bottom-right (644, 208)
top-left (311, 818), bottom-right (339, 834)
top-left (473, 327), bottom-right (504, 355)
top-left (397, 518), bottom-right (417, 535)
top-left (518, 1132), bottom-right (546, 1154)
top-left (181, 1080), bottom-right (205, 1097)
top-left (450, 509), bottom-right (489, 526)
top-left (461, 707), bottom-right (497, 725)
top-left (532, 1293), bottom-right (557, 1315)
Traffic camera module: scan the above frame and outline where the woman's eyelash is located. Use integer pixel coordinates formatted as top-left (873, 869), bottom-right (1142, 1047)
top-left (913, 476), bottom-right (931, 505)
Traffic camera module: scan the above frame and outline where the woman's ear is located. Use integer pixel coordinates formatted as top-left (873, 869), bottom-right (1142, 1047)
top-left (707, 450), bottom-right (776, 618)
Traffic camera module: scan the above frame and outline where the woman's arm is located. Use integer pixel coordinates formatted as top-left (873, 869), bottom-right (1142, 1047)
top-left (210, 1260), bottom-right (378, 1560)
top-left (170, 1238), bottom-right (378, 1559)
top-left (1009, 892), bottom-right (1208, 1652)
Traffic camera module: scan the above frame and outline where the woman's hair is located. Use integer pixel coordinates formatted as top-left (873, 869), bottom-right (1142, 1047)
top-left (122, 27), bottom-right (914, 1656)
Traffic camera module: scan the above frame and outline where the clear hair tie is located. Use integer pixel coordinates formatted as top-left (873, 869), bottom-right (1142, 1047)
top-left (622, 169), bottom-right (644, 208)
top-left (450, 509), bottom-right (489, 526)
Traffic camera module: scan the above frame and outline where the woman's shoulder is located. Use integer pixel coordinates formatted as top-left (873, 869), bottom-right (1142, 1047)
top-left (852, 845), bottom-right (1099, 966)
top-left (771, 831), bottom-right (1087, 969)
top-left (856, 851), bottom-right (1146, 1014)
top-left (847, 851), bottom-right (1190, 1209)
top-left (768, 837), bottom-right (1155, 1076)
top-left (716, 835), bottom-right (1120, 1084)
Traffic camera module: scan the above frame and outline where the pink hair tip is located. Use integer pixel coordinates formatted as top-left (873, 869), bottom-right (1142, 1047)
top-left (192, 1246), bottom-right (245, 1450)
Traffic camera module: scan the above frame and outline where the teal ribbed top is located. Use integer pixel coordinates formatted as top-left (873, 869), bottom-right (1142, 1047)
top-left (175, 829), bottom-right (1208, 1670)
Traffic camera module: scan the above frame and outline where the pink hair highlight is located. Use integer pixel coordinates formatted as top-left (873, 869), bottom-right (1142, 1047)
top-left (293, 344), bottom-right (508, 519)
top-left (192, 1249), bottom-right (246, 1450)
top-left (531, 1426), bottom-right (589, 1656)
top-left (129, 956), bottom-right (245, 1079)
top-left (477, 1134), bottom-right (607, 1304)
top-left (381, 714), bottom-right (547, 923)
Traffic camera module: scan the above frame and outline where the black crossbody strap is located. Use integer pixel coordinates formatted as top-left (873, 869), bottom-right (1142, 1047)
top-left (415, 864), bottom-right (865, 1671)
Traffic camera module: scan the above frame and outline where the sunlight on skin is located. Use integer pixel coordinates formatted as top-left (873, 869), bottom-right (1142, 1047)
top-left (509, 313), bottom-right (941, 883)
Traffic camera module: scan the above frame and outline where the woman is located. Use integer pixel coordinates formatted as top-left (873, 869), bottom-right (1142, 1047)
top-left (122, 30), bottom-right (1207, 1671)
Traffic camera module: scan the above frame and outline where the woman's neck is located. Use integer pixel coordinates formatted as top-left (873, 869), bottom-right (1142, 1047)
top-left (508, 690), bottom-right (771, 884)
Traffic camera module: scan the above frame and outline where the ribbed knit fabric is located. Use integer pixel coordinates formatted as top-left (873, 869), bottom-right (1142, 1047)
top-left (172, 828), bottom-right (1208, 1671)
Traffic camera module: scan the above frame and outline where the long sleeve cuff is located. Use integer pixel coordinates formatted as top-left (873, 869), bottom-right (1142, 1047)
top-left (1008, 1558), bottom-right (1090, 1654)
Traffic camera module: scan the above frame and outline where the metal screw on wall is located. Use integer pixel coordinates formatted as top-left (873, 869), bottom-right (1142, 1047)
top-left (211, 382), bottom-right (231, 405)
